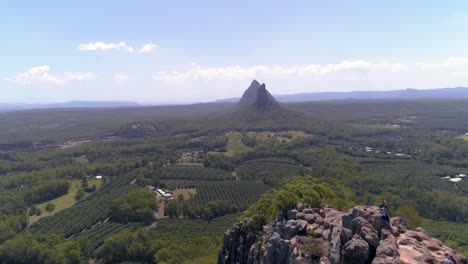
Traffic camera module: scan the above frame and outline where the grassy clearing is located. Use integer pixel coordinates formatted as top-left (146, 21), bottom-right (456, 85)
top-left (252, 130), bottom-right (311, 143)
top-left (177, 150), bottom-right (203, 165)
top-left (178, 155), bottom-right (194, 163)
top-left (462, 136), bottom-right (468, 141)
top-left (74, 155), bottom-right (90, 164)
top-left (224, 131), bottom-right (252, 157)
top-left (29, 179), bottom-right (103, 224)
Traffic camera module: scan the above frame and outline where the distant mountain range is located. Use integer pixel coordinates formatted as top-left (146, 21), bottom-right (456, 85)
top-left (217, 87), bottom-right (468, 103)
top-left (0, 101), bottom-right (139, 111)
top-left (3, 86), bottom-right (468, 112)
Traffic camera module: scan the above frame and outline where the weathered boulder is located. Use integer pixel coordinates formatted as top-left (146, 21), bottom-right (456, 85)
top-left (288, 209), bottom-right (298, 220)
top-left (263, 232), bottom-right (290, 264)
top-left (323, 209), bottom-right (343, 229)
top-left (351, 216), bottom-right (380, 248)
top-left (372, 229), bottom-right (400, 264)
top-left (296, 203), bottom-right (305, 212)
top-left (272, 215), bottom-right (287, 237)
top-left (304, 213), bottom-right (316, 224)
top-left (343, 234), bottom-right (371, 264)
top-left (397, 231), bottom-right (437, 263)
top-left (390, 216), bottom-right (408, 234)
top-left (342, 206), bottom-right (387, 235)
top-left (329, 226), bottom-right (352, 264)
top-left (284, 219), bottom-right (308, 239)
top-left (314, 215), bottom-right (324, 225)
top-left (296, 212), bottom-right (306, 220)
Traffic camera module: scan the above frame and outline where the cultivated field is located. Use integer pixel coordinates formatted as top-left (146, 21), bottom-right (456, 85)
top-left (29, 179), bottom-right (102, 224)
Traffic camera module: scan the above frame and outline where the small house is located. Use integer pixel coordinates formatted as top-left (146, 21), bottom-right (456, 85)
top-left (95, 175), bottom-right (103, 180)
top-left (156, 188), bottom-right (173, 199)
top-left (449, 178), bottom-right (462, 183)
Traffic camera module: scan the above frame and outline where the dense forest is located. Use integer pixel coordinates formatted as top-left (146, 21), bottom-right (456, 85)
top-left (0, 98), bottom-right (467, 263)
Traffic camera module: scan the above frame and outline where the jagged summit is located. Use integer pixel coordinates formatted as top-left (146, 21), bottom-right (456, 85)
top-left (237, 80), bottom-right (279, 110)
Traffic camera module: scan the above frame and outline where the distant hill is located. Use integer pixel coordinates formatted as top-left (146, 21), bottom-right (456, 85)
top-left (0, 101), bottom-right (139, 111)
top-left (218, 87), bottom-right (468, 103)
top-left (237, 80), bottom-right (280, 110)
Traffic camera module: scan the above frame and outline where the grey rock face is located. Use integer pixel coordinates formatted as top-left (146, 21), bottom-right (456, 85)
top-left (351, 216), bottom-right (380, 248)
top-left (372, 229), bottom-right (400, 264)
top-left (264, 232), bottom-right (291, 264)
top-left (218, 205), bottom-right (466, 264)
top-left (329, 226), bottom-right (344, 264)
top-left (237, 79), bottom-right (279, 110)
top-left (343, 234), bottom-right (371, 264)
top-left (288, 209), bottom-right (298, 220)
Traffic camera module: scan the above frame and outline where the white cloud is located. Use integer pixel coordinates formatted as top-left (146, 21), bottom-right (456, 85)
top-left (78, 41), bottom-right (135, 53)
top-left (417, 57), bottom-right (468, 70)
top-left (139, 43), bottom-right (157, 53)
top-left (78, 41), bottom-right (157, 53)
top-left (11, 65), bottom-right (96, 85)
top-left (152, 61), bottom-right (408, 82)
top-left (79, 42), bottom-right (119, 51)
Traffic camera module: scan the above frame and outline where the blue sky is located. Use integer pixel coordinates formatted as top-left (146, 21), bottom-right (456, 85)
top-left (2, 0), bottom-right (468, 103)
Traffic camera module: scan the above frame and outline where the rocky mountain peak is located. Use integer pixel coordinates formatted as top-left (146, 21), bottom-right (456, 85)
top-left (251, 79), bottom-right (261, 87)
top-left (237, 80), bottom-right (279, 110)
top-left (218, 205), bottom-right (467, 264)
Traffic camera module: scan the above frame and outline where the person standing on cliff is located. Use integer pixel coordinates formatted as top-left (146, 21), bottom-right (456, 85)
top-left (379, 199), bottom-right (390, 227)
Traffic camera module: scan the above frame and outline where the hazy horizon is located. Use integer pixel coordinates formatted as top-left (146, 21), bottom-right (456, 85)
top-left (3, 1), bottom-right (468, 103)
top-left (2, 84), bottom-right (468, 105)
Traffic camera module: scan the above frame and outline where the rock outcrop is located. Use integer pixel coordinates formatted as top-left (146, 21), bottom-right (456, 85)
top-left (218, 205), bottom-right (466, 264)
top-left (237, 80), bottom-right (279, 110)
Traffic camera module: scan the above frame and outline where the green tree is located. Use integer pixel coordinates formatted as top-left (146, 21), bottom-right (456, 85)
top-left (95, 229), bottom-right (158, 264)
top-left (46, 240), bottom-right (87, 264)
top-left (81, 172), bottom-right (88, 188)
top-left (165, 200), bottom-right (179, 218)
top-left (0, 232), bottom-right (62, 264)
top-left (45, 203), bottom-right (56, 215)
top-left (75, 188), bottom-right (86, 201)
top-left (29, 205), bottom-right (39, 216)
top-left (110, 189), bottom-right (158, 223)
top-left (396, 205), bottom-right (422, 229)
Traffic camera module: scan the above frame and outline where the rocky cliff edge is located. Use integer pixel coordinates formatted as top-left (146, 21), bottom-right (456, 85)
top-left (218, 205), bottom-right (467, 264)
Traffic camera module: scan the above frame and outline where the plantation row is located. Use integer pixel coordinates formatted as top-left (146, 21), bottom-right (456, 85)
top-left (152, 213), bottom-right (240, 241)
top-left (240, 157), bottom-right (300, 165)
top-left (190, 181), bottom-right (270, 210)
top-left (29, 171), bottom-right (136, 237)
top-left (73, 222), bottom-right (140, 251)
top-left (237, 161), bottom-right (305, 182)
top-left (152, 165), bottom-right (233, 181)
top-left (159, 179), bottom-right (270, 210)
top-left (160, 179), bottom-right (199, 189)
